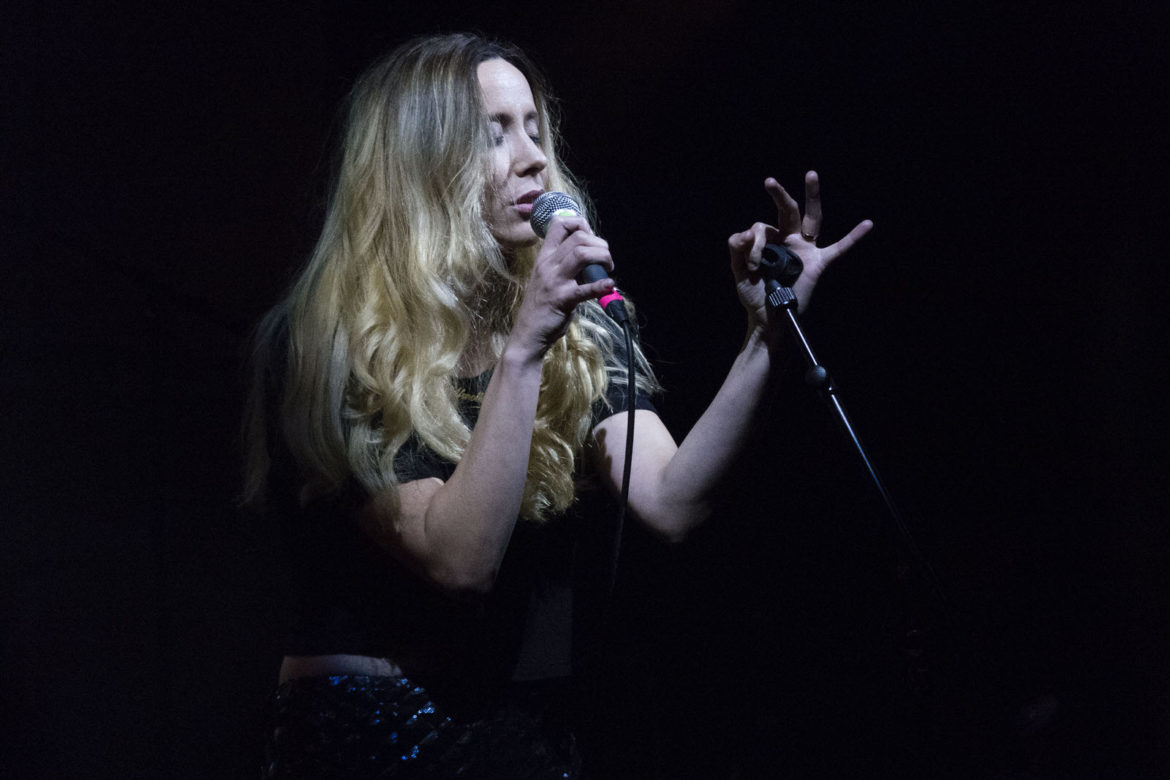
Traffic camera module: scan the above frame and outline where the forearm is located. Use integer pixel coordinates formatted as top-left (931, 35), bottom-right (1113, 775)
top-left (642, 323), bottom-right (781, 538)
top-left (372, 344), bottom-right (545, 594)
top-left (628, 170), bottom-right (868, 540)
top-left (363, 211), bottom-right (627, 591)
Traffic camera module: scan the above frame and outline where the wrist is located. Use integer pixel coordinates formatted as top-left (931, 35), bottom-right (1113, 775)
top-left (741, 320), bottom-right (768, 354)
top-left (740, 316), bottom-right (789, 373)
top-left (744, 312), bottom-right (781, 347)
top-left (499, 338), bottom-right (546, 375)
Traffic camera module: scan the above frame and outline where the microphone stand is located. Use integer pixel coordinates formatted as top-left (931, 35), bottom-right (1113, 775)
top-left (762, 246), bottom-right (954, 694)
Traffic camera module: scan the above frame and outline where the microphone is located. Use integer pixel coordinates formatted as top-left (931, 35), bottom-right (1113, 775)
top-left (530, 191), bottom-right (628, 324)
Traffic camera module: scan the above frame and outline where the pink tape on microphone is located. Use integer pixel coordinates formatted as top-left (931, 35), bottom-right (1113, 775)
top-left (598, 289), bottom-right (625, 309)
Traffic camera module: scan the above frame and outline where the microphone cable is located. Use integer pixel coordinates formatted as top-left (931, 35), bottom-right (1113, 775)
top-left (608, 318), bottom-right (636, 596)
top-left (529, 191), bottom-right (636, 597)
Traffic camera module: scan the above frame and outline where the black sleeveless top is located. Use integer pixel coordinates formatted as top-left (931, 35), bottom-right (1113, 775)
top-left (269, 336), bottom-right (655, 709)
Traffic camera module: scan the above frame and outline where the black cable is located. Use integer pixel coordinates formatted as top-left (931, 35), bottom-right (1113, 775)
top-left (606, 320), bottom-right (637, 595)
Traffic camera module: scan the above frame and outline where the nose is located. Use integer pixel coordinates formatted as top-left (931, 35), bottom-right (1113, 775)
top-left (514, 133), bottom-right (547, 177)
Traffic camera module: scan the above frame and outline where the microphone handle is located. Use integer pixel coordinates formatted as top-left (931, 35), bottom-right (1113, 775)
top-left (577, 263), bottom-right (628, 324)
top-left (577, 263), bottom-right (611, 286)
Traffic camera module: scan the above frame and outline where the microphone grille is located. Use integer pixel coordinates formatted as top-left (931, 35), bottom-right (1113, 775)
top-left (530, 191), bottom-right (582, 238)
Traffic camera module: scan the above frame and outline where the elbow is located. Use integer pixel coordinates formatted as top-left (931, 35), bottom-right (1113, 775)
top-left (639, 503), bottom-right (711, 545)
top-left (660, 518), bottom-right (700, 545)
top-left (427, 561), bottom-right (499, 598)
top-left (632, 467), bottom-right (714, 544)
top-left (652, 514), bottom-right (693, 545)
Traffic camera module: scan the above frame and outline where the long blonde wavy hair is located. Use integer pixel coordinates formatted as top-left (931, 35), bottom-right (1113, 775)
top-left (243, 33), bottom-right (657, 522)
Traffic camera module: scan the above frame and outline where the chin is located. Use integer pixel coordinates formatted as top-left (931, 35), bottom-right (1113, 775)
top-left (493, 227), bottom-right (539, 251)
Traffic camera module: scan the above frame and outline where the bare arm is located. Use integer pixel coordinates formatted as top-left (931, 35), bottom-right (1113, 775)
top-left (360, 216), bottom-right (615, 594)
top-left (591, 173), bottom-right (872, 541)
top-left (589, 326), bottom-right (779, 542)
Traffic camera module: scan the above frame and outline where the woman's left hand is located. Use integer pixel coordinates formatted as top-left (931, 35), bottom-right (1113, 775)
top-left (728, 171), bottom-right (873, 326)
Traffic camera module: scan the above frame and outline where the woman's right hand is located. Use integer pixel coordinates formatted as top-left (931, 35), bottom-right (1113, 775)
top-left (509, 215), bottom-right (615, 357)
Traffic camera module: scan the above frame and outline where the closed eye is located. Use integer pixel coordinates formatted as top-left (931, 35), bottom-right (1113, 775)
top-left (488, 120), bottom-right (505, 147)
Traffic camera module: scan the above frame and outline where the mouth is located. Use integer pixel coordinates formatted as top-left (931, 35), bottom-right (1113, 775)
top-left (512, 189), bottom-right (543, 216)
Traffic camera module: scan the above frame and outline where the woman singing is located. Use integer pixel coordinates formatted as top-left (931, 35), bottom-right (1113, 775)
top-left (244, 32), bottom-right (870, 778)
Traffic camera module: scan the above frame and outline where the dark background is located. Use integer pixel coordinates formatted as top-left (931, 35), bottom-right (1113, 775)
top-left (4, 1), bottom-right (1167, 776)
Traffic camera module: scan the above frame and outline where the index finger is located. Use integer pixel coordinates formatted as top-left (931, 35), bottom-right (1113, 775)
top-left (542, 214), bottom-right (594, 244)
top-left (764, 177), bottom-right (801, 235)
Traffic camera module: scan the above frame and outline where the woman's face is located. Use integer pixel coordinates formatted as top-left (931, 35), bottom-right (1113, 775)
top-left (478, 58), bottom-right (548, 249)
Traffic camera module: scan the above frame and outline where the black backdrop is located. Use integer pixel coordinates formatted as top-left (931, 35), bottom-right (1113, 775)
top-left (4, 1), bottom-right (1168, 776)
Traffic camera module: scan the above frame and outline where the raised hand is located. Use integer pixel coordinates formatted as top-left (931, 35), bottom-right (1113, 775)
top-left (729, 171), bottom-right (873, 324)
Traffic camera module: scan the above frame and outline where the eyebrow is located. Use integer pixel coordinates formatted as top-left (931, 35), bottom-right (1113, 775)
top-left (488, 110), bottom-right (539, 126)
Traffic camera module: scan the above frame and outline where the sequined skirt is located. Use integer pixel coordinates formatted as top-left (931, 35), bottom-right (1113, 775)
top-left (262, 675), bottom-right (581, 779)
